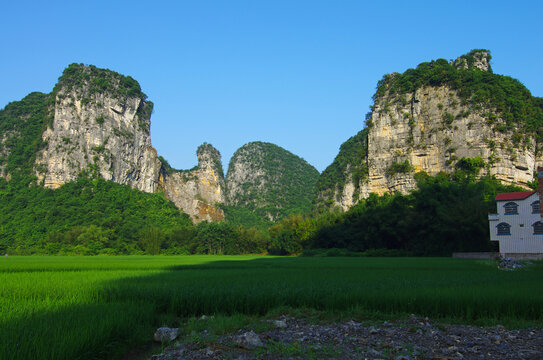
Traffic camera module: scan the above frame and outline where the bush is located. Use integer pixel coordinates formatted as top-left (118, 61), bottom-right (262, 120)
top-left (386, 160), bottom-right (413, 177)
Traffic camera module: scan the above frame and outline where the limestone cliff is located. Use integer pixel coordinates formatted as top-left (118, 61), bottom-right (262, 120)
top-left (366, 84), bottom-right (535, 195)
top-left (318, 50), bottom-right (543, 209)
top-left (161, 144), bottom-right (225, 222)
top-left (0, 64), bottom-right (226, 223)
top-left (226, 141), bottom-right (319, 220)
top-left (35, 64), bottom-right (161, 192)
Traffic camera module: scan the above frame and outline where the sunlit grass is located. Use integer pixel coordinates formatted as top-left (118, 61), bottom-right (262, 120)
top-left (1, 256), bottom-right (541, 360)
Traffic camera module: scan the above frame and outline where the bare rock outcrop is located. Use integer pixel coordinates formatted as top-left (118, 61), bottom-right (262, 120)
top-left (453, 49), bottom-right (492, 71)
top-left (364, 84), bottom-right (536, 196)
top-left (161, 144), bottom-right (225, 222)
top-left (35, 64), bottom-right (162, 193)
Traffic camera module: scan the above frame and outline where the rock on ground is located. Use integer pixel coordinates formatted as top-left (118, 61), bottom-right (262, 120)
top-left (153, 327), bottom-right (180, 343)
top-left (149, 315), bottom-right (543, 359)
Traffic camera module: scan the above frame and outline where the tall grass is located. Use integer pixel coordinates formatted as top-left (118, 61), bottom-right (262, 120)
top-left (0, 256), bottom-right (541, 359)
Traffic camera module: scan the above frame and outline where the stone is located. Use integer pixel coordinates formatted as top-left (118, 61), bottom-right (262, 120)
top-left (274, 320), bottom-right (287, 329)
top-left (367, 348), bottom-right (383, 357)
top-left (234, 330), bottom-right (263, 349)
top-left (153, 327), bottom-right (180, 342)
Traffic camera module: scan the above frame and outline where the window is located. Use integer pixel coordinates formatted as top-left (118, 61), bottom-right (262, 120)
top-left (533, 221), bottom-right (543, 235)
top-left (497, 222), bottom-right (511, 235)
top-left (531, 201), bottom-right (541, 214)
top-left (504, 202), bottom-right (518, 215)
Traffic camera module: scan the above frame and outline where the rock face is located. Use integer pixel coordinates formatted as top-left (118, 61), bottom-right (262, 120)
top-left (453, 49), bottom-right (492, 71)
top-left (35, 64), bottom-right (162, 192)
top-left (318, 50), bottom-right (541, 209)
top-left (0, 63), bottom-right (226, 222)
top-left (365, 84), bottom-right (536, 195)
top-left (161, 144), bottom-right (225, 222)
top-left (226, 141), bottom-right (319, 220)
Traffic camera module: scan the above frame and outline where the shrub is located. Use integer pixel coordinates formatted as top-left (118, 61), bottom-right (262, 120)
top-left (386, 160), bottom-right (414, 177)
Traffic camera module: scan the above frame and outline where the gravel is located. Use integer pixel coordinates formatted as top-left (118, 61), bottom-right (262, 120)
top-left (150, 314), bottom-right (543, 359)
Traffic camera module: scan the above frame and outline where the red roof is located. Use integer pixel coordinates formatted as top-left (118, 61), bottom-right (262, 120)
top-left (495, 191), bottom-right (536, 201)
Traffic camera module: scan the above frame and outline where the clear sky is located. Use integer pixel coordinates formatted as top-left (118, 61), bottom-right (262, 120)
top-left (1, 0), bottom-right (542, 172)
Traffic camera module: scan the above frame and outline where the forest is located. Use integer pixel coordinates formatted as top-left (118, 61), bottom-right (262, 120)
top-left (0, 167), bottom-right (521, 256)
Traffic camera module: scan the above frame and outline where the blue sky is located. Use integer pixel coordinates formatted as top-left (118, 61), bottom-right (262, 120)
top-left (2, 0), bottom-right (542, 172)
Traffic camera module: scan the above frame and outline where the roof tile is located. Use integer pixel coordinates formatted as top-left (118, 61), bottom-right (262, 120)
top-left (495, 191), bottom-right (536, 201)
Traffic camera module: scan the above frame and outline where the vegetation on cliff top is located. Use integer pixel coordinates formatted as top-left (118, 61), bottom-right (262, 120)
top-left (53, 63), bottom-right (154, 131)
top-left (226, 141), bottom-right (320, 222)
top-left (374, 49), bottom-right (543, 139)
top-left (53, 63), bottom-right (147, 100)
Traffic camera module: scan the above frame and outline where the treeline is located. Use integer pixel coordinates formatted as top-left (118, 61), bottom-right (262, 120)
top-left (43, 221), bottom-right (270, 256)
top-left (263, 171), bottom-right (523, 256)
top-left (0, 176), bottom-right (270, 256)
top-left (1, 170), bottom-right (522, 256)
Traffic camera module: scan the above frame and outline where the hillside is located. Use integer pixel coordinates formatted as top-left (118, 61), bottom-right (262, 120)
top-left (317, 50), bottom-right (543, 210)
top-left (0, 63), bottom-right (227, 222)
top-left (0, 176), bottom-right (192, 254)
top-left (314, 129), bottom-right (368, 211)
top-left (225, 141), bottom-right (320, 221)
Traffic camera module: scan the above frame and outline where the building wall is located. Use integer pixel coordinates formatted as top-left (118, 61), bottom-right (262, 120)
top-left (489, 193), bottom-right (543, 254)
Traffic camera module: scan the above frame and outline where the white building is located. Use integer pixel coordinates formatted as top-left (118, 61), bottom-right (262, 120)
top-left (488, 190), bottom-right (543, 258)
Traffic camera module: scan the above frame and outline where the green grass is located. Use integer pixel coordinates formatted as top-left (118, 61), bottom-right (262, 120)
top-left (0, 256), bottom-right (542, 360)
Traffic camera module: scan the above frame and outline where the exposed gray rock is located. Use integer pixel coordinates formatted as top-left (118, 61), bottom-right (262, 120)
top-left (35, 78), bottom-right (161, 193)
top-left (273, 320), bottom-right (287, 329)
top-left (453, 50), bottom-right (491, 71)
top-left (153, 327), bottom-right (180, 342)
top-left (148, 315), bottom-right (543, 359)
top-left (233, 330), bottom-right (263, 349)
top-left (364, 85), bottom-right (536, 197)
top-left (161, 144), bottom-right (225, 222)
top-left (498, 257), bottom-right (527, 270)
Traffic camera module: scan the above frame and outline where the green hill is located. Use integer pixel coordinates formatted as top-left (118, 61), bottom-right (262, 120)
top-left (225, 141), bottom-right (320, 224)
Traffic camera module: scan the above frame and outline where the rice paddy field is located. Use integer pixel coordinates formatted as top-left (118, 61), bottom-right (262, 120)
top-left (1, 256), bottom-right (542, 360)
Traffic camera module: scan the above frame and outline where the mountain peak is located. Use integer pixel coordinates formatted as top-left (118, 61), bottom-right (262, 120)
top-left (453, 49), bottom-right (492, 72)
